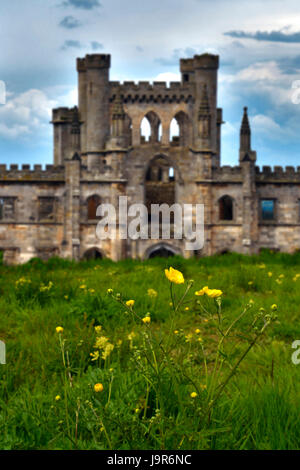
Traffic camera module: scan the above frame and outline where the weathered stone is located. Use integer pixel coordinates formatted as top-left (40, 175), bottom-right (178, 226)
top-left (0, 52), bottom-right (300, 264)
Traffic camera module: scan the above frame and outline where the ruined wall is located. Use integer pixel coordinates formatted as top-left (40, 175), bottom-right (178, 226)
top-left (2, 54), bottom-right (300, 264)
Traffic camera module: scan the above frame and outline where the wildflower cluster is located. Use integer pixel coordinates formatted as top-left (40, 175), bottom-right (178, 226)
top-left (15, 277), bottom-right (32, 287)
top-left (40, 281), bottom-right (53, 292)
top-left (91, 326), bottom-right (114, 361)
top-left (195, 286), bottom-right (223, 298)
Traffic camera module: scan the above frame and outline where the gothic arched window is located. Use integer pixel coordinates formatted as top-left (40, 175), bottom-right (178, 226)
top-left (169, 111), bottom-right (190, 146)
top-left (219, 195), bottom-right (234, 221)
top-left (140, 111), bottom-right (162, 144)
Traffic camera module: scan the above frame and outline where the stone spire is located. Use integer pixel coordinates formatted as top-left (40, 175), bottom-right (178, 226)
top-left (239, 107), bottom-right (256, 163)
top-left (240, 106), bottom-right (251, 151)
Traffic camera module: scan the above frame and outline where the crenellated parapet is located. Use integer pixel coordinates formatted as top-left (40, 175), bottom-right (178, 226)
top-left (52, 106), bottom-right (79, 124)
top-left (255, 165), bottom-right (300, 182)
top-left (0, 164), bottom-right (65, 182)
top-left (109, 81), bottom-right (194, 104)
top-left (212, 165), bottom-right (243, 182)
top-left (76, 54), bottom-right (111, 71)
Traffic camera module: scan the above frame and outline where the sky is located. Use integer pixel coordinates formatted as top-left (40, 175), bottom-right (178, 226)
top-left (1, 0), bottom-right (300, 168)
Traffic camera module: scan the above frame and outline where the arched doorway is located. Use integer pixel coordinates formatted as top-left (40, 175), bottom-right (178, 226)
top-left (148, 247), bottom-right (175, 258)
top-left (84, 248), bottom-right (103, 260)
top-left (146, 243), bottom-right (180, 259)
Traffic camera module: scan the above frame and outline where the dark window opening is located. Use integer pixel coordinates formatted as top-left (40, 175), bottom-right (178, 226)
top-left (219, 196), bottom-right (233, 221)
top-left (0, 197), bottom-right (15, 221)
top-left (38, 197), bottom-right (55, 222)
top-left (261, 199), bottom-right (275, 221)
top-left (87, 195), bottom-right (101, 221)
top-left (183, 74), bottom-right (189, 83)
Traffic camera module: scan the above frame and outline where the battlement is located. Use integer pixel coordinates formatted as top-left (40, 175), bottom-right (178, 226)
top-left (212, 165), bottom-right (243, 181)
top-left (110, 80), bottom-right (185, 90)
top-left (52, 107), bottom-right (77, 124)
top-left (255, 165), bottom-right (300, 181)
top-left (0, 164), bottom-right (65, 181)
top-left (77, 54), bottom-right (111, 71)
top-left (180, 53), bottom-right (219, 72)
top-left (109, 80), bottom-right (193, 104)
top-left (212, 165), bottom-right (300, 183)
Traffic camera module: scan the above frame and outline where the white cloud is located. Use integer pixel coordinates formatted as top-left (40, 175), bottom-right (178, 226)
top-left (252, 114), bottom-right (282, 136)
top-left (0, 89), bottom-right (57, 140)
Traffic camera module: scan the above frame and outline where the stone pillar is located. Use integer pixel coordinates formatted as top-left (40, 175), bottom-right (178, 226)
top-left (77, 58), bottom-right (87, 155)
top-left (63, 156), bottom-right (81, 260)
top-left (241, 161), bottom-right (258, 254)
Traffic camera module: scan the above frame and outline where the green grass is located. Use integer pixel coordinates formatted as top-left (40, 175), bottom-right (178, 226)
top-left (1, 250), bottom-right (300, 449)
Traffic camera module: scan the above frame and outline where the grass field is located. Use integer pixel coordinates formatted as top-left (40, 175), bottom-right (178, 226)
top-left (1, 250), bottom-right (300, 450)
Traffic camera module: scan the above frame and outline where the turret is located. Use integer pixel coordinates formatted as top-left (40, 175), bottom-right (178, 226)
top-left (77, 54), bottom-right (111, 170)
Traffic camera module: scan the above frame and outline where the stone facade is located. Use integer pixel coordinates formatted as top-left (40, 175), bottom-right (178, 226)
top-left (1, 52), bottom-right (300, 264)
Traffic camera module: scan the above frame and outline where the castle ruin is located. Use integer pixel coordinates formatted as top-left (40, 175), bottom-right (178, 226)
top-left (0, 53), bottom-right (299, 264)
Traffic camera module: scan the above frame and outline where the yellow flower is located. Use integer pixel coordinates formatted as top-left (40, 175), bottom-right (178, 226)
top-left (190, 392), bottom-right (198, 398)
top-left (165, 267), bottom-right (184, 284)
top-left (174, 330), bottom-right (179, 335)
top-left (94, 325), bottom-right (102, 334)
top-left (55, 395), bottom-right (61, 401)
top-left (200, 384), bottom-right (207, 391)
top-left (195, 286), bottom-right (209, 296)
top-left (271, 304), bottom-right (278, 311)
top-left (94, 336), bottom-right (109, 350)
top-left (64, 295), bottom-right (69, 300)
top-left (268, 272), bottom-right (273, 277)
top-left (89, 288), bottom-right (95, 294)
top-left (126, 300), bottom-right (135, 308)
top-left (185, 333), bottom-right (193, 343)
top-left (56, 326), bottom-right (64, 334)
top-left (101, 343), bottom-right (114, 360)
top-left (184, 307), bottom-right (190, 311)
top-left (279, 274), bottom-right (284, 278)
top-left (248, 281), bottom-right (253, 286)
top-left (90, 351), bottom-right (100, 361)
top-left (206, 288), bottom-right (223, 298)
top-left (107, 288), bottom-right (113, 294)
top-left (142, 316), bottom-right (151, 324)
top-left (147, 288), bottom-right (157, 298)
top-left (94, 383), bottom-right (104, 393)
top-left (128, 331), bottom-right (136, 341)
top-left (195, 328), bottom-right (201, 334)
top-left (79, 285), bottom-right (87, 289)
